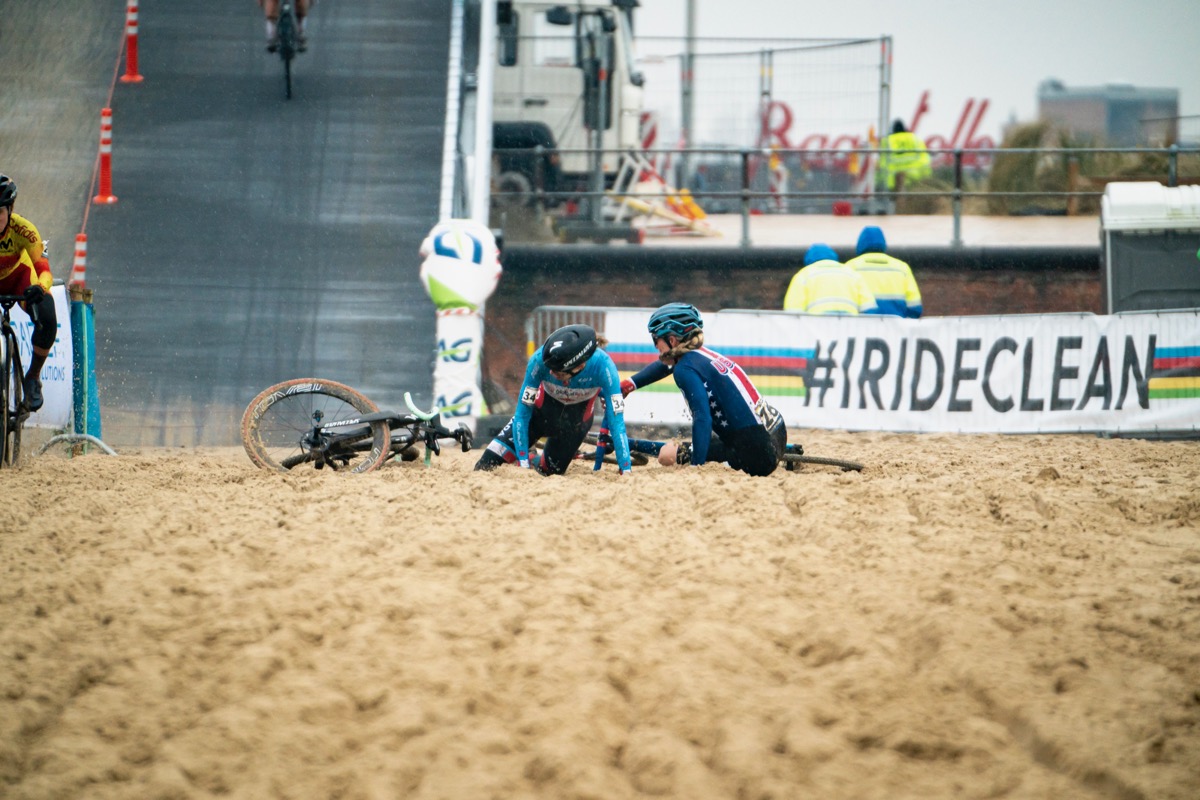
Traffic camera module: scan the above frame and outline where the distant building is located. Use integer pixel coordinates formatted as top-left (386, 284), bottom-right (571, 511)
top-left (1037, 79), bottom-right (1179, 146)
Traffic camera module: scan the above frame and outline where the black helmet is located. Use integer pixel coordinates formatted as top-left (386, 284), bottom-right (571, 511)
top-left (0, 175), bottom-right (16, 207)
top-left (541, 324), bottom-right (597, 372)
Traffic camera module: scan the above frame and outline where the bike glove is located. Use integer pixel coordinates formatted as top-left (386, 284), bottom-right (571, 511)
top-left (620, 378), bottom-right (636, 398)
top-left (23, 284), bottom-right (45, 305)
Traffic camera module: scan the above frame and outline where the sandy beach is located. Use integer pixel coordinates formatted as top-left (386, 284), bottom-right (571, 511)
top-left (3, 430), bottom-right (1198, 799)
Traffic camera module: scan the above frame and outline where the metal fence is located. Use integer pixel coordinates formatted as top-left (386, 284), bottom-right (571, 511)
top-left (635, 36), bottom-right (891, 157)
top-left (492, 144), bottom-right (1200, 247)
top-left (523, 305), bottom-right (623, 357)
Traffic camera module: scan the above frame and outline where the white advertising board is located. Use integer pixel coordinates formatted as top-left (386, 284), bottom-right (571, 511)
top-left (3, 284), bottom-right (73, 430)
top-left (602, 309), bottom-right (1200, 434)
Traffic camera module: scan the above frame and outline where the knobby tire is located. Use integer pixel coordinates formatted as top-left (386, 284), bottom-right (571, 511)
top-left (781, 453), bottom-right (864, 472)
top-left (278, 6), bottom-right (296, 99)
top-left (0, 327), bottom-right (23, 468)
top-left (241, 378), bottom-right (389, 474)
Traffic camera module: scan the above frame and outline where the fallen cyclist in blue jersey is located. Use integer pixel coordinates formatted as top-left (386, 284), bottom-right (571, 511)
top-left (475, 323), bottom-right (633, 475)
top-left (622, 303), bottom-right (787, 476)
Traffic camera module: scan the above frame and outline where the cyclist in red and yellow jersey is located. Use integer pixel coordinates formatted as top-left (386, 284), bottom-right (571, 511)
top-left (0, 175), bottom-right (57, 411)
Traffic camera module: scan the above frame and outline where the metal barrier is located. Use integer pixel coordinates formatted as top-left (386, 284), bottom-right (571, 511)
top-left (524, 305), bottom-right (651, 356)
top-left (493, 145), bottom-right (1200, 248)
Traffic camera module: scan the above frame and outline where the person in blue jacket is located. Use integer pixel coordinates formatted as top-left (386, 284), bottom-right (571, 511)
top-left (845, 226), bottom-right (923, 318)
top-left (623, 303), bottom-right (786, 476)
top-left (475, 323), bottom-right (633, 475)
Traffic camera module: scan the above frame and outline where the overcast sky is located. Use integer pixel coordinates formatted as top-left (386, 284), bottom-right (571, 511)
top-left (634, 0), bottom-right (1200, 145)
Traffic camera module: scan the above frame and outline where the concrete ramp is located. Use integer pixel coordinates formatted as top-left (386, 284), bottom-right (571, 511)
top-left (85, 1), bottom-right (450, 445)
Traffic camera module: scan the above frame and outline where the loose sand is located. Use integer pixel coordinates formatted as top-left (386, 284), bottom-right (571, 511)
top-left (3, 430), bottom-right (1198, 799)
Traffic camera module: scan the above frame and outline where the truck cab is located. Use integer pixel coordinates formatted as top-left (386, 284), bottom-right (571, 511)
top-left (492, 0), bottom-right (644, 203)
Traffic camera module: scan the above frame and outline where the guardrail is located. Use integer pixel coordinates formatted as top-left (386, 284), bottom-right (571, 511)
top-left (491, 145), bottom-right (1200, 247)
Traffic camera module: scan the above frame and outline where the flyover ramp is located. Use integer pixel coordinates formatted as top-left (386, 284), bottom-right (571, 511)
top-left (82, 1), bottom-right (451, 445)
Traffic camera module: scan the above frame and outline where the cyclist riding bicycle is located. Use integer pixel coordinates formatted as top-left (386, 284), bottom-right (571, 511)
top-left (259, 0), bottom-right (311, 52)
top-left (475, 323), bottom-right (633, 475)
top-left (0, 175), bottom-right (56, 412)
top-left (623, 303), bottom-right (787, 476)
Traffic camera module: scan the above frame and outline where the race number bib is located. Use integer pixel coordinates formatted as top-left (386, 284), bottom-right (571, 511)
top-left (754, 399), bottom-right (782, 429)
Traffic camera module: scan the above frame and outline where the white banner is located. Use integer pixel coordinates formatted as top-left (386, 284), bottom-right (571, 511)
top-left (603, 309), bottom-right (1200, 434)
top-left (4, 284), bottom-right (73, 430)
top-left (419, 220), bottom-right (502, 435)
top-left (433, 311), bottom-right (486, 432)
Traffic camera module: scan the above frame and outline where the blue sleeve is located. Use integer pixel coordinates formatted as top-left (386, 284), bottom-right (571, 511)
top-left (512, 353), bottom-right (543, 465)
top-left (630, 359), bottom-right (672, 389)
top-left (673, 364), bottom-right (713, 465)
top-left (596, 353), bottom-right (633, 472)
top-left (907, 302), bottom-right (923, 319)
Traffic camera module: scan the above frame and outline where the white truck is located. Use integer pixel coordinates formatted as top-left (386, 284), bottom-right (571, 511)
top-left (491, 0), bottom-right (645, 204)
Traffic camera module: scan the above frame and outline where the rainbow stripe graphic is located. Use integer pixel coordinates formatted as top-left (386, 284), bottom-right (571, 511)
top-left (608, 343), bottom-right (813, 397)
top-left (1150, 345), bottom-right (1200, 399)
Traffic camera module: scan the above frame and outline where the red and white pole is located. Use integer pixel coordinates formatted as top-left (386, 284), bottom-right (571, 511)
top-left (120, 0), bottom-right (143, 83)
top-left (93, 108), bottom-right (118, 204)
top-left (70, 234), bottom-right (89, 289)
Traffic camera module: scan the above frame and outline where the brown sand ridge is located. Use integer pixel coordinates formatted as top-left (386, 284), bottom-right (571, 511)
top-left (2, 430), bottom-right (1199, 799)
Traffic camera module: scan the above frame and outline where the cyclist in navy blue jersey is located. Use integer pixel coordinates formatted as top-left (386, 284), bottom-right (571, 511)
top-left (475, 324), bottom-right (633, 475)
top-left (624, 303), bottom-right (786, 476)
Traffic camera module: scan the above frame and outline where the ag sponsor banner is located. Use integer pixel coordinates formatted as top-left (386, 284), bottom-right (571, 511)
top-left (5, 284), bottom-right (73, 430)
top-left (604, 309), bottom-right (1200, 434)
top-left (419, 220), bottom-right (501, 435)
top-left (433, 311), bottom-right (485, 432)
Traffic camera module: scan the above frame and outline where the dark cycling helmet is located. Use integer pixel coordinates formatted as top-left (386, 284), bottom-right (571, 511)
top-left (0, 175), bottom-right (16, 207)
top-left (647, 302), bottom-right (703, 340)
top-left (541, 324), bottom-right (597, 372)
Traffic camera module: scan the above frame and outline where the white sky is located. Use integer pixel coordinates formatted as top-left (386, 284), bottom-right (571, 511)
top-left (634, 0), bottom-right (1200, 145)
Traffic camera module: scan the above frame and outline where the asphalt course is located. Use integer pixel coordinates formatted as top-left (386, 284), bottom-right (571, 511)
top-left (82, 2), bottom-right (451, 445)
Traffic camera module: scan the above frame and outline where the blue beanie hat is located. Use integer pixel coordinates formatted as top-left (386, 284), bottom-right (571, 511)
top-left (856, 226), bottom-right (887, 255)
top-left (804, 243), bottom-right (839, 266)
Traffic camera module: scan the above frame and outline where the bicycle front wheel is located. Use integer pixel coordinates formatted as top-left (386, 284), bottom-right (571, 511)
top-left (278, 8), bottom-right (295, 99)
top-left (241, 378), bottom-right (389, 473)
top-left (1, 329), bottom-right (22, 468)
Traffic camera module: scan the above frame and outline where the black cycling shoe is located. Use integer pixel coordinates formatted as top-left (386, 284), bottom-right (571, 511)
top-left (267, 35), bottom-right (280, 53)
top-left (23, 374), bottom-right (43, 412)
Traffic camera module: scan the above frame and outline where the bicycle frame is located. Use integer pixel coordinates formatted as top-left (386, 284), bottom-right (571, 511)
top-left (242, 380), bottom-right (473, 473)
top-left (306, 404), bottom-right (472, 469)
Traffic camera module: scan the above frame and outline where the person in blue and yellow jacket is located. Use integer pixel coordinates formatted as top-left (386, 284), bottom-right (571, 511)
top-left (0, 174), bottom-right (56, 411)
top-left (782, 244), bottom-right (878, 315)
top-left (881, 119), bottom-right (931, 191)
top-left (845, 226), bottom-right (923, 318)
